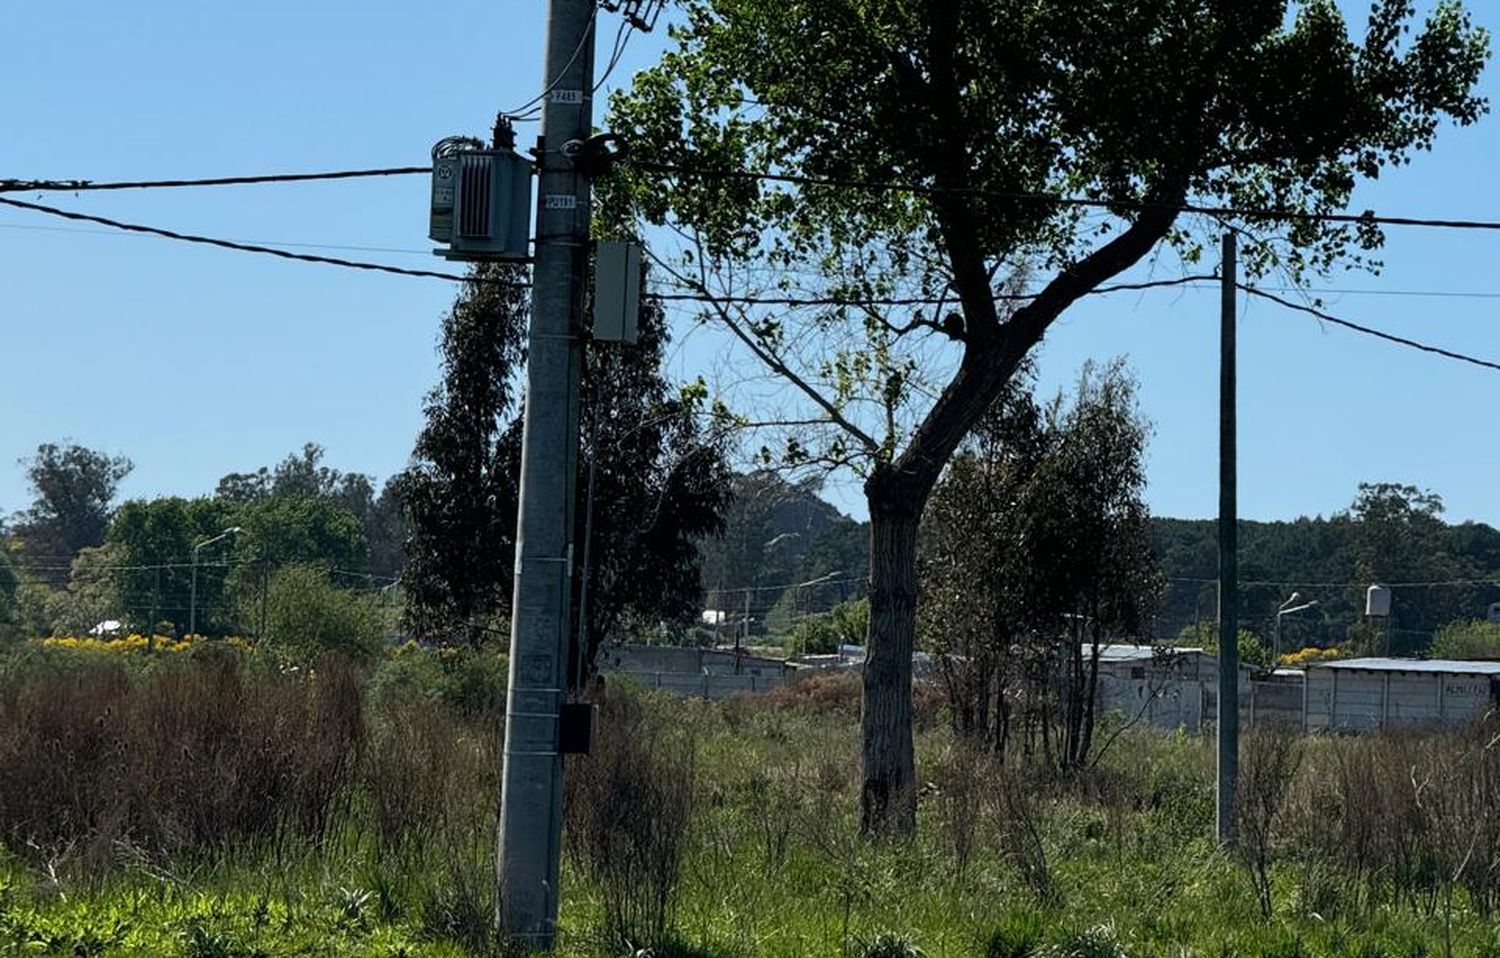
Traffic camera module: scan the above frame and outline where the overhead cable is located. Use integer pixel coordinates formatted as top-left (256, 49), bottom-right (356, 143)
top-left (0, 195), bottom-right (517, 286)
top-left (0, 166), bottom-right (430, 194)
top-left (1241, 284), bottom-right (1500, 374)
top-left (630, 161), bottom-right (1500, 233)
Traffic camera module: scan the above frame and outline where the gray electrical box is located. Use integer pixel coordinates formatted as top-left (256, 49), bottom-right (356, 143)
top-left (430, 139), bottom-right (532, 261)
top-left (592, 240), bottom-right (641, 344)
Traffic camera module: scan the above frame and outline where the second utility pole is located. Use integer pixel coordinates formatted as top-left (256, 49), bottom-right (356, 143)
top-left (497, 0), bottom-right (595, 947)
top-left (1216, 231), bottom-right (1239, 845)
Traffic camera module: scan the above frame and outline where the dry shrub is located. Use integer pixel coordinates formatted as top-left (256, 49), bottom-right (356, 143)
top-left (365, 696), bottom-right (502, 857)
top-left (1235, 723), bottom-right (1304, 918)
top-left (0, 651), bottom-right (363, 865)
top-left (759, 670), bottom-right (863, 715)
top-left (928, 742), bottom-right (990, 880)
top-left (756, 670), bottom-right (946, 728)
top-left (1282, 719), bottom-right (1500, 918)
top-left (987, 762), bottom-right (1059, 907)
top-left (564, 689), bottom-right (695, 951)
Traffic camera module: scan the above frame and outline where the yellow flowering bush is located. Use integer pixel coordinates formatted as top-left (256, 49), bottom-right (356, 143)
top-left (35, 634), bottom-right (253, 654)
top-left (1278, 645), bottom-right (1347, 668)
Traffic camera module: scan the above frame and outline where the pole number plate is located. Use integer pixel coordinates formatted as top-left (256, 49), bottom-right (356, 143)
top-left (544, 194), bottom-right (578, 210)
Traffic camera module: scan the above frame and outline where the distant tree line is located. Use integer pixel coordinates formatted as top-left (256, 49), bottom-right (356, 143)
top-left (1152, 483), bottom-right (1500, 656)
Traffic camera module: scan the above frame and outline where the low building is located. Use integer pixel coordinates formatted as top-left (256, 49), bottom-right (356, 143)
top-left (596, 644), bottom-right (793, 699)
top-left (1304, 657), bottom-right (1500, 731)
top-left (1094, 644), bottom-right (1234, 733)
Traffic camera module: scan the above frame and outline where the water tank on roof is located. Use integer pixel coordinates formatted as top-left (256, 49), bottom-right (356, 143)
top-left (1366, 584), bottom-right (1392, 618)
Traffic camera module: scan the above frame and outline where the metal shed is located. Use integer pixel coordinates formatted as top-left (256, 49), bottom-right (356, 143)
top-left (1304, 657), bottom-right (1500, 732)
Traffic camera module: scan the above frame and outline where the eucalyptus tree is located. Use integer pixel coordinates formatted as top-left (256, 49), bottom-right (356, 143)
top-left (608, 0), bottom-right (1488, 832)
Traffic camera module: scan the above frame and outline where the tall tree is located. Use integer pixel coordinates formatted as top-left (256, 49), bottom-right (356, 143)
top-left (109, 497), bottom-right (240, 634)
top-left (1023, 362), bottom-right (1161, 766)
top-left (609, 0), bottom-right (1489, 833)
top-left (921, 361), bottom-right (1158, 766)
top-left (397, 264), bottom-right (528, 644)
top-left (44, 543), bottom-right (125, 636)
top-left (398, 259), bottom-right (730, 668)
top-left (12, 442), bottom-right (132, 578)
top-left (216, 444), bottom-right (406, 580)
top-left (920, 372), bottom-right (1044, 755)
top-left (1347, 482), bottom-right (1472, 653)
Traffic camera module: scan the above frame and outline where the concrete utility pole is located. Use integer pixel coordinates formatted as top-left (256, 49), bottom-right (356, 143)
top-left (1216, 232), bottom-right (1239, 845)
top-left (496, 0), bottom-right (595, 948)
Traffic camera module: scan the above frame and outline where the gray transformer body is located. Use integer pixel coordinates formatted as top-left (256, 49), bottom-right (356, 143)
top-left (430, 146), bottom-right (533, 261)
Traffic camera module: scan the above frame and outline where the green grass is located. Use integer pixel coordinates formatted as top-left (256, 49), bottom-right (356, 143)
top-left (2, 661), bottom-right (1498, 957)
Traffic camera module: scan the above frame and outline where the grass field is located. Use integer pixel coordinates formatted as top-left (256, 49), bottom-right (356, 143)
top-left (1, 645), bottom-right (1498, 957)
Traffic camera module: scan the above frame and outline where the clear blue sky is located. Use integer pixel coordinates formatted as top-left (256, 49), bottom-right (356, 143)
top-left (3, 2), bottom-right (1497, 527)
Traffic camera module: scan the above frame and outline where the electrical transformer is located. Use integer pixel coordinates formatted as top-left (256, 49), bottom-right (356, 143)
top-left (429, 136), bottom-right (532, 261)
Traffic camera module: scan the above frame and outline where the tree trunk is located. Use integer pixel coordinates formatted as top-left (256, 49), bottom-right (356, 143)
top-left (860, 476), bottom-right (921, 836)
top-left (1079, 620), bottom-right (1104, 763)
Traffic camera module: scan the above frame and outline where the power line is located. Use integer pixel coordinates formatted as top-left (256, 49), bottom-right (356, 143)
top-left (654, 274), bottom-right (1214, 308)
top-left (0, 192), bottom-right (1214, 306)
top-left (1170, 575), bottom-right (1500, 589)
top-left (0, 166), bottom-right (430, 195)
top-left (10, 158), bottom-right (1500, 234)
top-left (708, 575), bottom-right (866, 596)
top-left (0, 195), bottom-right (523, 286)
top-left (1241, 284), bottom-right (1500, 374)
top-left (504, 4), bottom-right (599, 120)
top-left (631, 161), bottom-right (1500, 233)
top-left (592, 17), bottom-right (635, 94)
top-left (14, 169), bottom-right (1500, 341)
top-left (0, 219), bottom-right (433, 256)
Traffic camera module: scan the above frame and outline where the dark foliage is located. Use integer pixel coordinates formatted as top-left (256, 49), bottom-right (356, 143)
top-left (11, 443), bottom-right (132, 581)
top-left (399, 260), bottom-right (732, 675)
top-left (396, 263), bottom-right (529, 644)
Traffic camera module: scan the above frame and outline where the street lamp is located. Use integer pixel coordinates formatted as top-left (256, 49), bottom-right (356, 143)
top-left (190, 527), bottom-right (243, 636)
top-left (744, 532), bottom-right (803, 653)
top-left (1274, 592), bottom-right (1319, 662)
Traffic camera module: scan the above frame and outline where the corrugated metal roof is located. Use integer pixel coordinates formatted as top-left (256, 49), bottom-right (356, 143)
top-left (1097, 643), bottom-right (1205, 663)
top-left (1313, 657), bottom-right (1500, 675)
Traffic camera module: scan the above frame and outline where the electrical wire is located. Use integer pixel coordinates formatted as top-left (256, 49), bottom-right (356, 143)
top-left (0, 195), bottom-right (526, 286)
top-left (655, 273), bottom-right (1215, 308)
top-left (592, 18), bottom-right (634, 94)
top-left (630, 161), bottom-right (1500, 233)
top-left (10, 155), bottom-right (1500, 233)
top-left (504, 5), bottom-right (599, 120)
top-left (0, 192), bottom-right (1214, 306)
top-left (13, 210), bottom-right (1500, 303)
top-left (0, 220), bottom-right (433, 256)
top-left (0, 166), bottom-right (430, 195)
top-left (1240, 283), bottom-right (1500, 374)
top-left (1169, 575), bottom-right (1500, 589)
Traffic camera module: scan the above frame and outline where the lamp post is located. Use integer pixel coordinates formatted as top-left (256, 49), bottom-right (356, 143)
top-left (1274, 592), bottom-right (1319, 662)
top-left (753, 532), bottom-right (801, 654)
top-left (190, 527), bottom-right (242, 636)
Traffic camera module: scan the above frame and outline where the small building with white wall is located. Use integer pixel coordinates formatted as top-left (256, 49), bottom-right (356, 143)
top-left (1094, 644), bottom-right (1233, 732)
top-left (1303, 657), bottom-right (1500, 731)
